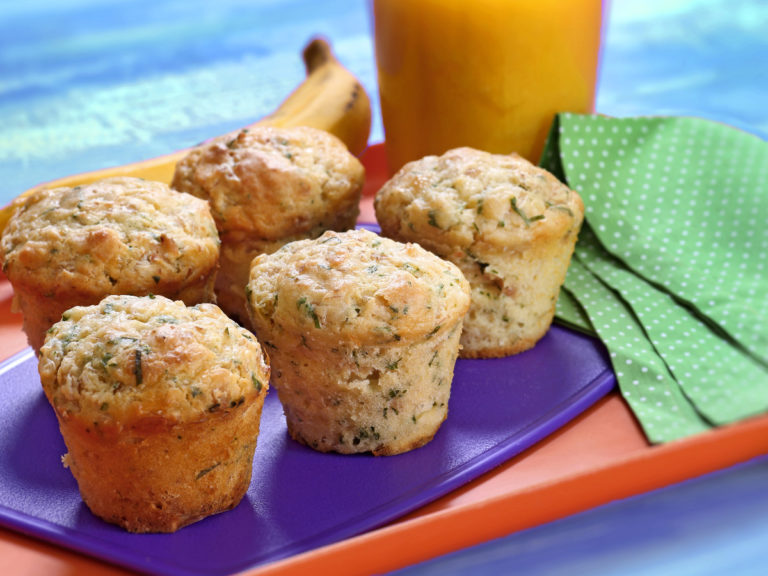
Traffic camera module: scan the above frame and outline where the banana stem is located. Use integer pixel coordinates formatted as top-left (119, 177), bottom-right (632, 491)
top-left (303, 37), bottom-right (334, 73)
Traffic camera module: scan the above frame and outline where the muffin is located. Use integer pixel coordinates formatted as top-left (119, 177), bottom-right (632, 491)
top-left (0, 177), bottom-right (220, 353)
top-left (246, 228), bottom-right (470, 456)
top-left (37, 294), bottom-right (270, 533)
top-left (171, 125), bottom-right (365, 329)
top-left (375, 147), bottom-right (584, 358)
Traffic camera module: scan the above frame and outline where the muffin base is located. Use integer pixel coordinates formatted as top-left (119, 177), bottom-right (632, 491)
top-left (55, 394), bottom-right (266, 533)
top-left (454, 234), bottom-right (577, 359)
top-left (268, 323), bottom-right (463, 456)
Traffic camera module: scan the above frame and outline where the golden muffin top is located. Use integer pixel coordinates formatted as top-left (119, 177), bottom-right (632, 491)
top-left (246, 228), bottom-right (470, 347)
top-left (0, 177), bottom-right (219, 298)
top-left (171, 125), bottom-right (365, 238)
top-left (38, 294), bottom-right (269, 429)
top-left (374, 147), bottom-right (584, 253)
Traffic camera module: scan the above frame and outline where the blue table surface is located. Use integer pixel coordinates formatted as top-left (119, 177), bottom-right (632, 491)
top-left (1, 0), bottom-right (767, 574)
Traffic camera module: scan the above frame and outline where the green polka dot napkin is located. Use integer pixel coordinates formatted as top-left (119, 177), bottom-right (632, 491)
top-left (542, 113), bottom-right (768, 443)
top-left (563, 254), bottom-right (710, 442)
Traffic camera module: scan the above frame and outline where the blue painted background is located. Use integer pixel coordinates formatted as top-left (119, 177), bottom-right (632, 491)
top-left (0, 0), bottom-right (377, 199)
top-left (1, 0), bottom-right (765, 203)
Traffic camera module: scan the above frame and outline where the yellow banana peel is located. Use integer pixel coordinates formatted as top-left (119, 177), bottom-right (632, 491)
top-left (258, 37), bottom-right (372, 156)
top-left (0, 37), bottom-right (371, 236)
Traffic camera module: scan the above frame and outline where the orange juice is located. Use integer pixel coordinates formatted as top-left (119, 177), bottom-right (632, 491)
top-left (372, 0), bottom-right (603, 173)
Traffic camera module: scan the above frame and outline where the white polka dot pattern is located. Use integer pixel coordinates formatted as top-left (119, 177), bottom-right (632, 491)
top-left (560, 114), bottom-right (768, 365)
top-left (554, 288), bottom-right (593, 335)
top-left (544, 113), bottom-right (768, 443)
top-left (563, 259), bottom-right (709, 443)
top-left (577, 226), bottom-right (768, 427)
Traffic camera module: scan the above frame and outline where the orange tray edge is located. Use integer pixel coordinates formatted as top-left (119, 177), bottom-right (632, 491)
top-left (251, 409), bottom-right (768, 576)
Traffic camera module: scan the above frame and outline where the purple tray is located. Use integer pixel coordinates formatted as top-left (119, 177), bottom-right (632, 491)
top-left (0, 325), bottom-right (614, 575)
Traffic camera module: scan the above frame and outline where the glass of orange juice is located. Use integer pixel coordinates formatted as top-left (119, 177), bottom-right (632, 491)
top-left (371, 0), bottom-right (604, 174)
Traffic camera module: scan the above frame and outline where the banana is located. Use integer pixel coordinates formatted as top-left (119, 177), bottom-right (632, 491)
top-left (0, 37), bottom-right (372, 235)
top-left (258, 37), bottom-right (372, 156)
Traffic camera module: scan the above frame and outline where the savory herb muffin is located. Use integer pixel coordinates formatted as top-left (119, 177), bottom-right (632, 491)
top-left (245, 228), bottom-right (470, 456)
top-left (375, 147), bottom-right (584, 358)
top-left (37, 294), bottom-right (270, 533)
top-left (171, 125), bottom-right (365, 330)
top-left (0, 177), bottom-right (220, 353)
